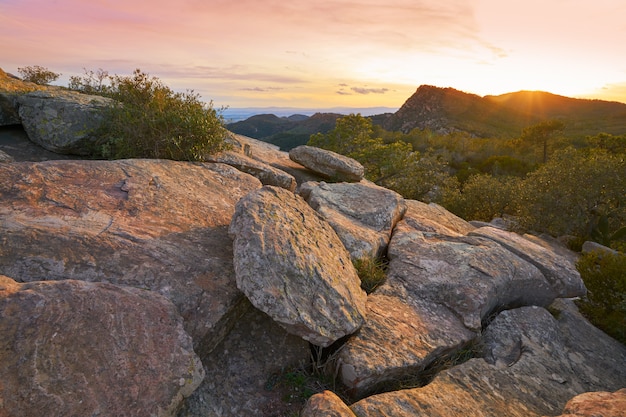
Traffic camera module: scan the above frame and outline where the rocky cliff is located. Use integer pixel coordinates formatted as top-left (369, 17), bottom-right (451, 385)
top-left (1, 69), bottom-right (625, 417)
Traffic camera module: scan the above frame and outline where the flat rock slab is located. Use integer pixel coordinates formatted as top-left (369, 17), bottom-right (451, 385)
top-left (206, 149), bottom-right (296, 191)
top-left (338, 293), bottom-right (475, 399)
top-left (350, 302), bottom-right (626, 417)
top-left (289, 145), bottom-right (364, 182)
top-left (229, 186), bottom-right (367, 347)
top-left (299, 181), bottom-right (406, 260)
top-left (469, 226), bottom-right (586, 298)
top-left (0, 275), bottom-right (204, 417)
top-left (385, 202), bottom-right (558, 330)
top-left (0, 159), bottom-right (262, 358)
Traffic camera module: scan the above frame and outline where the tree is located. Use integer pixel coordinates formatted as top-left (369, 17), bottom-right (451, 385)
top-left (17, 65), bottom-right (61, 85)
top-left (68, 68), bottom-right (110, 94)
top-left (308, 113), bottom-right (376, 156)
top-left (516, 147), bottom-right (625, 238)
top-left (307, 114), bottom-right (460, 203)
top-left (447, 174), bottom-right (521, 222)
top-left (519, 119), bottom-right (565, 163)
top-left (96, 69), bottom-right (230, 161)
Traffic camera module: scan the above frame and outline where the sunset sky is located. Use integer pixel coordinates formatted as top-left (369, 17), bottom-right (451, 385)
top-left (2, 0), bottom-right (626, 109)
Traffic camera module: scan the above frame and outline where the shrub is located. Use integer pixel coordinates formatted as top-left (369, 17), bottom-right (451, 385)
top-left (576, 250), bottom-right (626, 345)
top-left (17, 65), bottom-right (61, 85)
top-left (447, 174), bottom-right (521, 222)
top-left (95, 69), bottom-right (230, 161)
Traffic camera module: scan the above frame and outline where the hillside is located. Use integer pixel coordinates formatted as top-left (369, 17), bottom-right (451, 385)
top-left (230, 86), bottom-right (626, 145)
top-left (227, 112), bottom-right (343, 150)
top-left (384, 85), bottom-right (626, 138)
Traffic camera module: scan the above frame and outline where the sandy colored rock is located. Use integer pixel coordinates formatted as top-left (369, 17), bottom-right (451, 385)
top-left (351, 304), bottom-right (626, 417)
top-left (206, 149), bottom-right (296, 191)
top-left (553, 389), bottom-right (626, 417)
top-left (0, 159), bottom-right (262, 358)
top-left (229, 185), bottom-right (367, 347)
top-left (299, 180), bottom-right (406, 259)
top-left (338, 293), bottom-right (475, 399)
top-left (289, 145), bottom-right (364, 182)
top-left (0, 275), bottom-right (204, 417)
top-left (300, 391), bottom-right (356, 417)
top-left (470, 226), bottom-right (586, 298)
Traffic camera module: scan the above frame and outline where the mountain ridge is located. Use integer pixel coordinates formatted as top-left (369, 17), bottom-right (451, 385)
top-left (228, 86), bottom-right (626, 148)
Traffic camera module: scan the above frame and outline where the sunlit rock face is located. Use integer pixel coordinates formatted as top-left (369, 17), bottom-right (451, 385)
top-left (0, 275), bottom-right (204, 417)
top-left (229, 185), bottom-right (367, 347)
top-left (299, 180), bottom-right (406, 260)
top-left (0, 159), bottom-right (262, 358)
top-left (289, 145), bottom-right (364, 182)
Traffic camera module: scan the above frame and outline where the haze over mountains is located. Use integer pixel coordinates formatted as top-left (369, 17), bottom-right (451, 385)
top-left (227, 85), bottom-right (626, 150)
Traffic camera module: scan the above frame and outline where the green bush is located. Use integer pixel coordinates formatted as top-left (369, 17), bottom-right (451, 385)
top-left (576, 250), bottom-right (626, 345)
top-left (17, 65), bottom-right (61, 85)
top-left (94, 69), bottom-right (230, 161)
top-left (447, 174), bottom-right (521, 222)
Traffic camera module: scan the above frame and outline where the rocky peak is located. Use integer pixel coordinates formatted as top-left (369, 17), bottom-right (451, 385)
top-left (383, 85), bottom-right (479, 134)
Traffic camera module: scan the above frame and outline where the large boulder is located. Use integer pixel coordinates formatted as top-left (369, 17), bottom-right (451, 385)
top-left (299, 181), bottom-right (406, 260)
top-left (17, 89), bottom-right (114, 155)
top-left (0, 68), bottom-right (45, 126)
top-left (350, 301), bottom-right (626, 416)
top-left (0, 159), bottom-right (262, 358)
top-left (289, 145), bottom-right (364, 182)
top-left (0, 275), bottom-right (204, 417)
top-left (336, 200), bottom-right (590, 398)
top-left (231, 134), bottom-right (326, 185)
top-left (228, 185), bottom-right (368, 347)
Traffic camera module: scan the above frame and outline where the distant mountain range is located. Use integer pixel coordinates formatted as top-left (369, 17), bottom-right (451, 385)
top-left (227, 86), bottom-right (626, 150)
top-left (222, 106), bottom-right (397, 123)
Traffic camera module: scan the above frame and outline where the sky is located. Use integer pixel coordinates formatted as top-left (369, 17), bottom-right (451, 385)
top-left (2, 0), bottom-right (626, 109)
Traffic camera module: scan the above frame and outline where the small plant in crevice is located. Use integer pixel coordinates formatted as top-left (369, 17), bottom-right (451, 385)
top-left (353, 255), bottom-right (388, 294)
top-left (388, 338), bottom-right (485, 393)
top-left (264, 341), bottom-right (352, 408)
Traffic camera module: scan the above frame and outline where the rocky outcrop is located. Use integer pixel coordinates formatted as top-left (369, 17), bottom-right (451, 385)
top-left (0, 159), bottom-right (262, 359)
top-left (553, 389), bottom-right (626, 417)
top-left (349, 301), bottom-right (626, 417)
top-left (17, 89), bottom-right (114, 155)
top-left (299, 181), bottom-right (406, 260)
top-left (0, 275), bottom-right (204, 417)
top-left (0, 112), bottom-right (623, 417)
top-left (205, 149), bottom-right (297, 191)
top-left (0, 68), bottom-right (45, 126)
top-left (289, 145), bottom-right (364, 182)
top-left (336, 199), bottom-right (588, 398)
top-left (228, 186), bottom-right (367, 347)
top-left (470, 226), bottom-right (586, 298)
